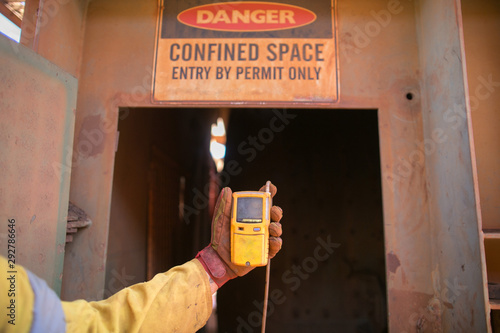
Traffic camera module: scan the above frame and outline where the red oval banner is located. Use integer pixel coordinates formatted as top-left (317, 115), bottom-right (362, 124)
top-left (177, 2), bottom-right (317, 32)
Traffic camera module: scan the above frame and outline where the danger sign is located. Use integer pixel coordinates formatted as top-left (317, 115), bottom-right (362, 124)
top-left (153, 0), bottom-right (337, 103)
top-left (177, 3), bottom-right (316, 31)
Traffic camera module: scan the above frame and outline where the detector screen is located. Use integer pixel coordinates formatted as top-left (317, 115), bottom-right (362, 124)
top-left (236, 197), bottom-right (263, 223)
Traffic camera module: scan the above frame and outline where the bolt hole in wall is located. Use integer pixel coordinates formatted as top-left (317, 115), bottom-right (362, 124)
top-left (106, 107), bottom-right (386, 333)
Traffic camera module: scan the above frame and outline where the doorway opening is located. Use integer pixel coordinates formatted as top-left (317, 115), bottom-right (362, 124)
top-left (106, 107), bottom-right (387, 333)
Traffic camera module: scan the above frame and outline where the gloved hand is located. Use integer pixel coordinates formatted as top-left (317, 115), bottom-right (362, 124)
top-left (196, 183), bottom-right (283, 288)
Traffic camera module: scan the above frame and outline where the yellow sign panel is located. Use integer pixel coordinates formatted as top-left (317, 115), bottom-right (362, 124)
top-left (153, 1), bottom-right (337, 103)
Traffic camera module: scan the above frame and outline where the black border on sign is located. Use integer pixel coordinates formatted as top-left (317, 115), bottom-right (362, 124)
top-left (151, 0), bottom-right (339, 105)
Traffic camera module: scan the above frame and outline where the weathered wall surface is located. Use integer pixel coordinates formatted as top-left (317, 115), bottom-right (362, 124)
top-left (0, 0), bottom-right (86, 298)
top-left (0, 33), bottom-right (77, 294)
top-left (60, 0), bottom-right (159, 300)
top-left (21, 0), bottom-right (88, 78)
top-left (415, 0), bottom-right (487, 331)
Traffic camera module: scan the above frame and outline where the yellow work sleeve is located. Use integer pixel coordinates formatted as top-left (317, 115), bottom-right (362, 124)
top-left (0, 256), bottom-right (34, 333)
top-left (62, 259), bottom-right (213, 333)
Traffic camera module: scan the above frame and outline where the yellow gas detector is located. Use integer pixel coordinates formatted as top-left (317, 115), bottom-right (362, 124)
top-left (231, 181), bottom-right (273, 333)
top-left (230, 189), bottom-right (271, 267)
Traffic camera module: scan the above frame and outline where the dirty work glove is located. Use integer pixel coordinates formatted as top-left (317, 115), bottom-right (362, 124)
top-left (196, 183), bottom-right (283, 288)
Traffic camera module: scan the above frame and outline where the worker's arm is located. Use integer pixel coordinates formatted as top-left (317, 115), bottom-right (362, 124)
top-left (0, 183), bottom-right (283, 333)
top-left (0, 255), bottom-right (66, 333)
top-left (62, 183), bottom-right (283, 332)
top-left (62, 259), bottom-right (212, 333)
top-left (0, 255), bottom-right (212, 333)
top-left (62, 182), bottom-right (283, 332)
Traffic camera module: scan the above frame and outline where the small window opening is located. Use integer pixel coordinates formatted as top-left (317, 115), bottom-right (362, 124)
top-left (0, 1), bottom-right (24, 42)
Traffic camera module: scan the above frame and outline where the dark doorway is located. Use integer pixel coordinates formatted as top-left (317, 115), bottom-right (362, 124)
top-left (106, 107), bottom-right (386, 333)
top-left (218, 109), bottom-right (387, 333)
top-left (106, 108), bottom-right (218, 297)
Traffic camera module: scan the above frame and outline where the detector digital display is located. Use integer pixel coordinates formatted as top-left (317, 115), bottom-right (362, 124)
top-left (236, 197), bottom-right (264, 223)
